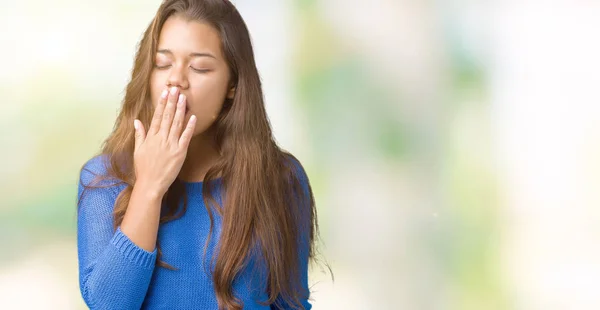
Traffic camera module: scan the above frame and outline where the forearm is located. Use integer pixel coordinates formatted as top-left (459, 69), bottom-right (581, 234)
top-left (120, 181), bottom-right (164, 252)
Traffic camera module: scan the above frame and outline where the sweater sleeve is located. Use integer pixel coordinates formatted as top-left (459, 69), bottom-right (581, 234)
top-left (77, 156), bottom-right (157, 310)
top-left (270, 239), bottom-right (312, 310)
top-left (271, 156), bottom-right (313, 310)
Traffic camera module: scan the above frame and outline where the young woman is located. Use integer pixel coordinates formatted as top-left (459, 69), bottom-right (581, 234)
top-left (76, 0), bottom-right (319, 309)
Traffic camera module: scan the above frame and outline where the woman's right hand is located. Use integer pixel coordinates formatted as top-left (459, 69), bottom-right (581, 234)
top-left (132, 86), bottom-right (197, 198)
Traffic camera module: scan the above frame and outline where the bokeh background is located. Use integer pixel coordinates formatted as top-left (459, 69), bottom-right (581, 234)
top-left (2, 0), bottom-right (600, 309)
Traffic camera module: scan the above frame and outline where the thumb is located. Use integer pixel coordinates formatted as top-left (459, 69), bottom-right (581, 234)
top-left (134, 119), bottom-right (146, 150)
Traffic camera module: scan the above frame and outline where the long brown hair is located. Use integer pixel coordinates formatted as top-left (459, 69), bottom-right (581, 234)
top-left (78, 0), bottom-right (322, 309)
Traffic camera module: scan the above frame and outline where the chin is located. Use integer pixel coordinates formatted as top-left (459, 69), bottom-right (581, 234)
top-left (190, 125), bottom-right (213, 139)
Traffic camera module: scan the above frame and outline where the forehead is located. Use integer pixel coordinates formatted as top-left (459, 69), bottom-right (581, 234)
top-left (157, 15), bottom-right (222, 57)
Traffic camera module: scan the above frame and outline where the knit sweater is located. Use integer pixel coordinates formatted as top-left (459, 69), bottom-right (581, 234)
top-left (77, 155), bottom-right (312, 309)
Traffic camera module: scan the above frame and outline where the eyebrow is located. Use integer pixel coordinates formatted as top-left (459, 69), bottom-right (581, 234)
top-left (157, 49), bottom-right (216, 59)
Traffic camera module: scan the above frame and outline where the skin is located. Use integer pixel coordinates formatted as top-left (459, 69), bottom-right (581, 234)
top-left (122, 15), bottom-right (235, 251)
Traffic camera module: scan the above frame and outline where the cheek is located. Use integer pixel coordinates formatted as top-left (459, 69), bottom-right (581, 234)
top-left (187, 87), bottom-right (228, 133)
top-left (189, 78), bottom-right (229, 112)
top-left (149, 73), bottom-right (166, 106)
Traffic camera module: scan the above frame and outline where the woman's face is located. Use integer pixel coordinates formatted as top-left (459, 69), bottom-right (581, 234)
top-left (150, 15), bottom-right (233, 137)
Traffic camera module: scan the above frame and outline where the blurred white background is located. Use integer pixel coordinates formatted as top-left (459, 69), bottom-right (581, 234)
top-left (1, 0), bottom-right (599, 309)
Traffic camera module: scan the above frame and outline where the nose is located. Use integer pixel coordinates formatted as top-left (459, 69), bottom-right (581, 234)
top-left (166, 64), bottom-right (189, 89)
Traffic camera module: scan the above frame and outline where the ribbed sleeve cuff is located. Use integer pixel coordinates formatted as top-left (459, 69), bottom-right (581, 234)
top-left (110, 227), bottom-right (157, 269)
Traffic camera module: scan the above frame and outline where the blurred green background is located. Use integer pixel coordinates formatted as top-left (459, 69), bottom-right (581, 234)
top-left (2, 0), bottom-right (600, 309)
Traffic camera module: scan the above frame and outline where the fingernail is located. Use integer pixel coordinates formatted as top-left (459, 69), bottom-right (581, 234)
top-left (178, 94), bottom-right (185, 105)
top-left (133, 120), bottom-right (139, 130)
top-left (170, 86), bottom-right (178, 95)
top-left (161, 89), bottom-right (168, 99)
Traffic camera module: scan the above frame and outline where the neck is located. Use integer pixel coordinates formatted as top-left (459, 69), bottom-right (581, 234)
top-left (178, 130), bottom-right (220, 183)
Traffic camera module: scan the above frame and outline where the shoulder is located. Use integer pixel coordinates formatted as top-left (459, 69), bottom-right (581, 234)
top-left (79, 154), bottom-right (123, 190)
top-left (77, 154), bottom-right (126, 212)
top-left (281, 152), bottom-right (313, 203)
top-left (282, 153), bottom-right (309, 184)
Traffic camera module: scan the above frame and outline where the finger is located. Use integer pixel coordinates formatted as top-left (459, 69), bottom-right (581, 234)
top-left (168, 94), bottom-right (186, 142)
top-left (149, 88), bottom-right (169, 135)
top-left (159, 87), bottom-right (180, 137)
top-left (134, 119), bottom-right (146, 151)
top-left (179, 115), bottom-right (197, 149)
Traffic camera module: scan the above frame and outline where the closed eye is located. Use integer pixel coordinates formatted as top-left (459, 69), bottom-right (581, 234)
top-left (154, 64), bottom-right (171, 70)
top-left (191, 67), bottom-right (211, 73)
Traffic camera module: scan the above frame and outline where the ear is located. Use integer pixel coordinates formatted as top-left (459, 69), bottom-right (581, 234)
top-left (226, 86), bottom-right (236, 99)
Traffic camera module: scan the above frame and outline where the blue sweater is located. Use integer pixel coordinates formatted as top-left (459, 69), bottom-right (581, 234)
top-left (77, 155), bottom-right (312, 309)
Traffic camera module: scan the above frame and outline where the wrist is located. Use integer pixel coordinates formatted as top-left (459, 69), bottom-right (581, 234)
top-left (133, 179), bottom-right (165, 202)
